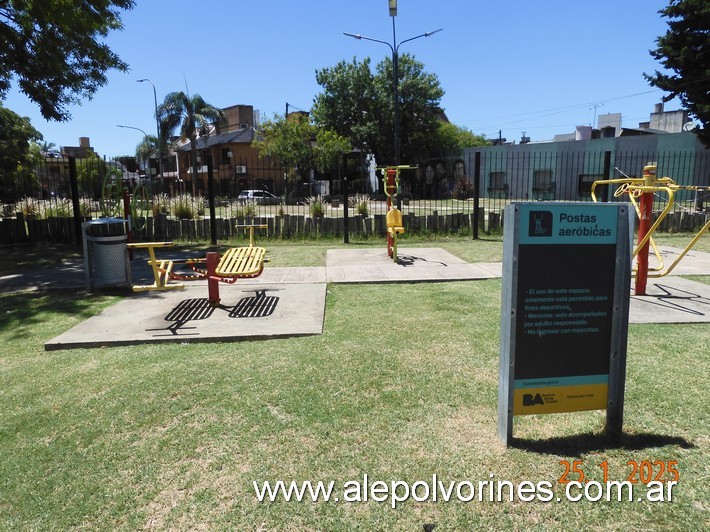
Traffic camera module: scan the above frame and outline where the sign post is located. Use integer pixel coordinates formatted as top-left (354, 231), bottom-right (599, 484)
top-left (498, 202), bottom-right (632, 445)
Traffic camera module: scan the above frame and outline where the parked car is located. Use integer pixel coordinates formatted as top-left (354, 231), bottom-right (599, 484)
top-left (237, 189), bottom-right (280, 205)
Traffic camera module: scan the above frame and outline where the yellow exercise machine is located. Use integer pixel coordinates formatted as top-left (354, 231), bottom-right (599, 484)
top-left (591, 165), bottom-right (710, 295)
top-left (378, 165), bottom-right (417, 262)
top-left (127, 224), bottom-right (269, 305)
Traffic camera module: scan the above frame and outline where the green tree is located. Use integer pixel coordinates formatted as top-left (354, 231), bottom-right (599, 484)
top-left (76, 154), bottom-right (109, 197)
top-left (377, 54), bottom-right (444, 163)
top-left (253, 114), bottom-right (350, 186)
top-left (0, 103), bottom-right (42, 201)
top-left (645, 0), bottom-right (710, 146)
top-left (135, 135), bottom-right (158, 170)
top-left (432, 122), bottom-right (489, 152)
top-left (312, 54), bottom-right (449, 165)
top-left (313, 129), bottom-right (352, 177)
top-left (0, 0), bottom-right (135, 122)
top-left (157, 92), bottom-right (225, 195)
top-left (312, 58), bottom-right (378, 154)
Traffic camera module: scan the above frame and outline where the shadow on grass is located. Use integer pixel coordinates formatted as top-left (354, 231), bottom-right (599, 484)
top-left (0, 243), bottom-right (82, 274)
top-left (511, 431), bottom-right (695, 454)
top-left (0, 290), bottom-right (117, 340)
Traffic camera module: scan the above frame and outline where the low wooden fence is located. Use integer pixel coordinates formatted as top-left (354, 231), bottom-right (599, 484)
top-left (0, 210), bottom-right (496, 245)
top-left (3, 208), bottom-right (708, 245)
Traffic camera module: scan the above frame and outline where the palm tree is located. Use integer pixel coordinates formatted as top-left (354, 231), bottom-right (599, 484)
top-left (157, 91), bottom-right (224, 195)
top-left (38, 140), bottom-right (57, 156)
top-left (135, 134), bottom-right (158, 174)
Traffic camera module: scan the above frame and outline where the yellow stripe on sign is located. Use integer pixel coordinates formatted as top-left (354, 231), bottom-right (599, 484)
top-left (513, 384), bottom-right (608, 415)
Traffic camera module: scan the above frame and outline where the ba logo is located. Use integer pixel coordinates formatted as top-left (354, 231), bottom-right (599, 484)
top-left (523, 393), bottom-right (544, 406)
top-left (529, 211), bottom-right (553, 237)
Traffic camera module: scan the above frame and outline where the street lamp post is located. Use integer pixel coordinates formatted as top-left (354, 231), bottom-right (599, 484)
top-left (344, 15), bottom-right (441, 165)
top-left (116, 124), bottom-right (150, 172)
top-left (117, 124), bottom-right (148, 137)
top-left (137, 79), bottom-right (164, 186)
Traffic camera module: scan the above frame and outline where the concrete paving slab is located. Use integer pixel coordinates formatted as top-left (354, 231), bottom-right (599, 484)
top-left (239, 266), bottom-right (327, 284)
top-left (326, 247), bottom-right (500, 283)
top-left (630, 276), bottom-right (710, 324)
top-left (15, 244), bottom-right (710, 352)
top-left (45, 282), bottom-right (326, 350)
top-left (653, 246), bottom-right (710, 276)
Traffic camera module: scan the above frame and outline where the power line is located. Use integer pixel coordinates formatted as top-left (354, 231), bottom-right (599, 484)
top-left (464, 88), bottom-right (664, 131)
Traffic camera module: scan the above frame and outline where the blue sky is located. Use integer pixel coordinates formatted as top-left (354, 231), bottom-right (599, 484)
top-left (4, 0), bottom-right (682, 156)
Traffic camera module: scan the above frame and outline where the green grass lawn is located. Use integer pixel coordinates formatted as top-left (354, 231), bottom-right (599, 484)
top-left (0, 233), bottom-right (708, 529)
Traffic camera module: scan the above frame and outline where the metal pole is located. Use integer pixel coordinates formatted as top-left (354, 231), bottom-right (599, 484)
top-left (473, 151), bottom-right (481, 240)
top-left (392, 17), bottom-right (399, 167)
top-left (601, 151), bottom-right (612, 202)
top-left (343, 176), bottom-right (349, 244)
top-left (137, 79), bottom-right (164, 189)
top-left (207, 157), bottom-right (217, 246)
top-left (386, 168), bottom-right (396, 258)
top-left (635, 165), bottom-right (656, 295)
top-left (68, 157), bottom-right (82, 246)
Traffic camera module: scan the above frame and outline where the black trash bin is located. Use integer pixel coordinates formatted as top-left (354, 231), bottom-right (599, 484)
top-left (82, 217), bottom-right (131, 291)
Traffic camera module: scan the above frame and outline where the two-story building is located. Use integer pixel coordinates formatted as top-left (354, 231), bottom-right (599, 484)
top-left (175, 104), bottom-right (283, 196)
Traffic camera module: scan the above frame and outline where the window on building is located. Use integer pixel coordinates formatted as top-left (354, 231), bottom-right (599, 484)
top-left (488, 171), bottom-right (509, 198)
top-left (533, 170), bottom-right (555, 200)
top-left (221, 148), bottom-right (232, 164)
top-left (578, 174), bottom-right (602, 199)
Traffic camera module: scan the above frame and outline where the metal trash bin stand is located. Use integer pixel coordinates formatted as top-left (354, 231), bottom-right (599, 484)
top-left (82, 217), bottom-right (131, 291)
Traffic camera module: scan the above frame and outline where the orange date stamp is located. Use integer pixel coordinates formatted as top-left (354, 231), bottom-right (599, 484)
top-left (558, 459), bottom-right (680, 484)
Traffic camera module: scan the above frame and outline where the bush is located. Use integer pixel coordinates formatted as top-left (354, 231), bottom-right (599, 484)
top-left (349, 193), bottom-right (369, 217)
top-left (233, 200), bottom-right (258, 219)
top-left (306, 195), bottom-right (326, 218)
top-left (152, 193), bottom-right (171, 217)
top-left (79, 197), bottom-right (94, 217)
top-left (15, 197), bottom-right (41, 218)
top-left (452, 177), bottom-right (473, 199)
top-left (43, 198), bottom-right (73, 218)
top-left (171, 194), bottom-right (196, 219)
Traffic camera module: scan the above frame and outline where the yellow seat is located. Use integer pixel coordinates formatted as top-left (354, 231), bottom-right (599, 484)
top-left (127, 241), bottom-right (185, 291)
top-left (216, 246), bottom-right (267, 278)
top-left (386, 208), bottom-right (405, 235)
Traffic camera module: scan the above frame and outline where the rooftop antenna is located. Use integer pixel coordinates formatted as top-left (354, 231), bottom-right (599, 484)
top-left (590, 103), bottom-right (604, 127)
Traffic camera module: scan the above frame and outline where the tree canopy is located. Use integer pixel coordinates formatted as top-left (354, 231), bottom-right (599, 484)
top-left (645, 0), bottom-right (710, 146)
top-left (0, 0), bottom-right (135, 122)
top-left (432, 122), bottom-right (488, 152)
top-left (0, 103), bottom-right (43, 200)
top-left (135, 135), bottom-right (159, 165)
top-left (252, 113), bottom-right (350, 183)
top-left (312, 54), bottom-right (478, 165)
top-left (311, 58), bottom-right (378, 155)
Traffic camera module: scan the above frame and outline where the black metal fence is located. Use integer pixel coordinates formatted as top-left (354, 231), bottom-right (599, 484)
top-left (1, 149), bottom-right (709, 245)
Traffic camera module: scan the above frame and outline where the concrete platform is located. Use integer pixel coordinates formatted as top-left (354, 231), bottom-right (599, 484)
top-left (45, 282), bottom-right (326, 350)
top-left (29, 245), bottom-right (710, 350)
top-left (326, 247), bottom-right (502, 283)
top-left (653, 246), bottom-right (710, 276)
top-left (630, 276), bottom-right (710, 323)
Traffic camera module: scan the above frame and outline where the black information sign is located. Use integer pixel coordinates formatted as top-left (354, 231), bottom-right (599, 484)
top-left (498, 203), bottom-right (631, 445)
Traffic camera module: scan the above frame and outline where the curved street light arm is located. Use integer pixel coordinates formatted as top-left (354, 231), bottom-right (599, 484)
top-left (343, 32), bottom-right (394, 53)
top-left (396, 28), bottom-right (443, 52)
